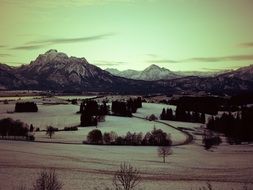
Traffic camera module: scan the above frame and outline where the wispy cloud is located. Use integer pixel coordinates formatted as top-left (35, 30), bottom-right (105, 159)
top-left (11, 33), bottom-right (115, 51)
top-left (27, 33), bottom-right (115, 45)
top-left (186, 55), bottom-right (253, 62)
top-left (0, 53), bottom-right (12, 57)
top-left (12, 44), bottom-right (49, 50)
top-left (1, 0), bottom-right (134, 9)
top-left (94, 60), bottom-right (126, 66)
top-left (148, 59), bottom-right (179, 63)
top-left (148, 54), bottom-right (253, 63)
top-left (239, 42), bottom-right (253, 48)
top-left (146, 54), bottom-right (158, 58)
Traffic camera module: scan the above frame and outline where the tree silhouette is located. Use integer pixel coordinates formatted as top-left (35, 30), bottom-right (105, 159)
top-left (113, 162), bottom-right (141, 190)
top-left (158, 146), bottom-right (172, 163)
top-left (32, 169), bottom-right (63, 190)
top-left (46, 126), bottom-right (55, 139)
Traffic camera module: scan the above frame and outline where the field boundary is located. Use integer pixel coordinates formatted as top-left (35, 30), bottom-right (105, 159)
top-left (133, 115), bottom-right (194, 146)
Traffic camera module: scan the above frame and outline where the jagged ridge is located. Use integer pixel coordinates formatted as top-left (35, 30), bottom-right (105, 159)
top-left (0, 50), bottom-right (253, 94)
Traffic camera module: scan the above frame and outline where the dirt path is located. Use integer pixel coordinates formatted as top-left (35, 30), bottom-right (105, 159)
top-left (133, 115), bottom-right (194, 146)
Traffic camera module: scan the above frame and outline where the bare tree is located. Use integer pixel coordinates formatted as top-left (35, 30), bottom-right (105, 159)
top-left (113, 162), bottom-right (141, 190)
top-left (46, 126), bottom-right (55, 139)
top-left (32, 169), bottom-right (63, 190)
top-left (158, 146), bottom-right (171, 163)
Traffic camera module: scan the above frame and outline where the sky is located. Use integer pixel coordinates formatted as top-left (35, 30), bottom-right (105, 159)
top-left (0, 0), bottom-right (253, 71)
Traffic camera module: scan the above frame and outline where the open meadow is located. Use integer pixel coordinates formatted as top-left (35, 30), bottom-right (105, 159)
top-left (0, 96), bottom-right (253, 190)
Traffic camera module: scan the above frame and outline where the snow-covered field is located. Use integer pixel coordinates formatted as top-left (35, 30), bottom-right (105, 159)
top-left (0, 101), bottom-right (187, 145)
top-left (35, 116), bottom-right (186, 145)
top-left (134, 102), bottom-right (176, 118)
top-left (0, 141), bottom-right (252, 190)
top-left (0, 103), bottom-right (80, 130)
top-left (1, 98), bottom-right (253, 190)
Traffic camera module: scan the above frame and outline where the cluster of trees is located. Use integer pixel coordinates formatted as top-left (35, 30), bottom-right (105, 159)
top-left (206, 107), bottom-right (253, 144)
top-left (80, 100), bottom-right (108, 127)
top-left (168, 94), bottom-right (253, 113)
top-left (0, 118), bottom-right (34, 140)
top-left (111, 97), bottom-right (142, 117)
top-left (85, 128), bottom-right (172, 146)
top-left (160, 106), bottom-right (205, 123)
top-left (169, 96), bottom-right (221, 115)
top-left (15, 102), bottom-right (38, 112)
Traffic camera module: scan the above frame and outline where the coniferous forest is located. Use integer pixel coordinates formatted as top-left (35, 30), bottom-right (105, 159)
top-left (206, 107), bottom-right (253, 144)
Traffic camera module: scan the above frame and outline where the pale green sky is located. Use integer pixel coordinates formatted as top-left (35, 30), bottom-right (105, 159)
top-left (0, 0), bottom-right (253, 71)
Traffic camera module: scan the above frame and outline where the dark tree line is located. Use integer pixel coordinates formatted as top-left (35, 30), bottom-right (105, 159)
top-left (168, 94), bottom-right (253, 113)
top-left (206, 107), bottom-right (253, 144)
top-left (80, 98), bottom-right (141, 126)
top-left (111, 97), bottom-right (142, 117)
top-left (85, 128), bottom-right (172, 146)
top-left (169, 96), bottom-right (221, 115)
top-left (80, 100), bottom-right (109, 127)
top-left (160, 106), bottom-right (205, 124)
top-left (0, 118), bottom-right (34, 140)
top-left (15, 102), bottom-right (38, 112)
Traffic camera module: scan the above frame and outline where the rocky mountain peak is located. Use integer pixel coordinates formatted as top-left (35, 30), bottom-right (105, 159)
top-left (45, 49), bottom-right (58, 54)
top-left (147, 64), bottom-right (160, 69)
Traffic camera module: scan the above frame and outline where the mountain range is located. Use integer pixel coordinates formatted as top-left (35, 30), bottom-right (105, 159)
top-left (105, 65), bottom-right (229, 81)
top-left (106, 65), bottom-right (180, 81)
top-left (0, 49), bottom-right (253, 95)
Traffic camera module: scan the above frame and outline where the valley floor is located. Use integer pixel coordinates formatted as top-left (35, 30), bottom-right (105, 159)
top-left (0, 140), bottom-right (252, 190)
top-left (0, 96), bottom-right (253, 189)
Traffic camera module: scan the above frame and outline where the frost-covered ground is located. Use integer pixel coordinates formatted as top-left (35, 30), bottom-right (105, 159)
top-left (0, 141), bottom-right (252, 190)
top-left (0, 102), bottom-right (80, 130)
top-left (35, 116), bottom-right (186, 145)
top-left (0, 101), bottom-right (186, 145)
top-left (134, 103), bottom-right (176, 118)
top-left (1, 99), bottom-right (253, 189)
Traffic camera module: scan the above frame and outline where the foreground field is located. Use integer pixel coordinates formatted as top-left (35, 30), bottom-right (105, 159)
top-left (1, 97), bottom-right (253, 189)
top-left (0, 140), bottom-right (252, 190)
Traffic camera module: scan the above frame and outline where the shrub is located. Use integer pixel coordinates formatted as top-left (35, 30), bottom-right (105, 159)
top-left (87, 129), bottom-right (103, 144)
top-left (71, 99), bottom-right (78, 105)
top-left (146, 114), bottom-right (158, 121)
top-left (64, 126), bottom-right (78, 131)
top-left (103, 131), bottom-right (118, 144)
top-left (32, 169), bottom-right (63, 190)
top-left (103, 132), bottom-right (112, 144)
top-left (113, 162), bottom-right (141, 190)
